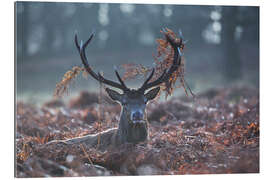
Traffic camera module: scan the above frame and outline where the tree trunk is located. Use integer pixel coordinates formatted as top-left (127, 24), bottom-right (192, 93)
top-left (220, 7), bottom-right (241, 81)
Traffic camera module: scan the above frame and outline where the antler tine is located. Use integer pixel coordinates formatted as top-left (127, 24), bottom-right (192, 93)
top-left (75, 33), bottom-right (129, 92)
top-left (140, 68), bottom-right (155, 88)
top-left (74, 33), bottom-right (80, 51)
top-left (138, 29), bottom-right (183, 92)
top-left (114, 69), bottom-right (128, 89)
top-left (138, 69), bottom-right (167, 92)
top-left (163, 37), bottom-right (182, 77)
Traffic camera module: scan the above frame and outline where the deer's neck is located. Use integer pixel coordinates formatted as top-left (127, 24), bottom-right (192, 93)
top-left (116, 108), bottom-right (148, 144)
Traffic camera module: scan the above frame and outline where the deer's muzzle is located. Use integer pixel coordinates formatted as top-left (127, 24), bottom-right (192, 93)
top-left (130, 110), bottom-right (145, 124)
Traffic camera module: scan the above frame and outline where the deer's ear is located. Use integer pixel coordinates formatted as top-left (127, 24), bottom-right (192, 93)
top-left (105, 88), bottom-right (122, 102)
top-left (145, 87), bottom-right (160, 101)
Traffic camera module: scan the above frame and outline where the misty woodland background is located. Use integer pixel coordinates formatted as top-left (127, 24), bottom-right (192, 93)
top-left (16, 2), bottom-right (259, 177)
top-left (16, 2), bottom-right (259, 103)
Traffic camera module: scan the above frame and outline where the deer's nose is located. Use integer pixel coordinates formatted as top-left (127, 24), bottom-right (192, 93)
top-left (131, 111), bottom-right (144, 121)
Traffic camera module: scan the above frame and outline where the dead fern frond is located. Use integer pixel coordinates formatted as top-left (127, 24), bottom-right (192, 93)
top-left (17, 143), bottom-right (31, 162)
top-left (54, 66), bottom-right (86, 98)
top-left (121, 28), bottom-right (194, 98)
top-left (121, 63), bottom-right (151, 81)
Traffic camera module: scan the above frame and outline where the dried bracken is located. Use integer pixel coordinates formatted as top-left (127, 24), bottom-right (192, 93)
top-left (121, 28), bottom-right (194, 98)
top-left (121, 63), bottom-right (151, 81)
top-left (54, 66), bottom-right (88, 97)
top-left (16, 86), bottom-right (259, 177)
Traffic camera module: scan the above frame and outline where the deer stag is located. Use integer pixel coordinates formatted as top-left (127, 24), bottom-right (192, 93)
top-left (49, 29), bottom-right (185, 149)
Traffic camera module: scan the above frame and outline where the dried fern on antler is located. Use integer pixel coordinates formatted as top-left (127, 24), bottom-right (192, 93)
top-left (122, 28), bottom-right (194, 98)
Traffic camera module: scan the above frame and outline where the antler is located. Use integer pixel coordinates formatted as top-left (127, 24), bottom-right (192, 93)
top-left (138, 29), bottom-right (185, 93)
top-left (75, 33), bottom-right (130, 92)
top-left (75, 29), bottom-right (185, 94)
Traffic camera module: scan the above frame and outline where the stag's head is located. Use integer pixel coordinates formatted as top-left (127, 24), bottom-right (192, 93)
top-left (105, 88), bottom-right (160, 124)
top-left (74, 29), bottom-right (185, 144)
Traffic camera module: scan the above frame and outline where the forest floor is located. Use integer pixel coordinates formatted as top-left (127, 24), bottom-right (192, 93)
top-left (16, 85), bottom-right (259, 177)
